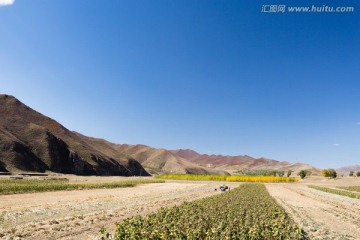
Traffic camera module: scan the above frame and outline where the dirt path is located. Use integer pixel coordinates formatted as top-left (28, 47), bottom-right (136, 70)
top-left (0, 181), bottom-right (239, 240)
top-left (266, 183), bottom-right (360, 240)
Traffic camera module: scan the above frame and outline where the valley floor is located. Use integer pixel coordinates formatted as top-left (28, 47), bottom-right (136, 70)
top-left (0, 176), bottom-right (360, 239)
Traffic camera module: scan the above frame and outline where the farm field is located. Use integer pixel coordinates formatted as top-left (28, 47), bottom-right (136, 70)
top-left (0, 176), bottom-right (240, 239)
top-left (0, 175), bottom-right (360, 239)
top-left (339, 185), bottom-right (360, 192)
top-left (308, 185), bottom-right (360, 199)
top-left (112, 183), bottom-right (306, 239)
top-left (267, 177), bottom-right (360, 240)
top-left (0, 178), bottom-right (164, 195)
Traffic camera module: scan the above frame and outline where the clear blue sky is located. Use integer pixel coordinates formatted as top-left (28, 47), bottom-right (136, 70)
top-left (1, 0), bottom-right (359, 168)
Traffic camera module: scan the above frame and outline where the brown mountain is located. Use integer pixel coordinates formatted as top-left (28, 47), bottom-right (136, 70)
top-left (113, 144), bottom-right (229, 175)
top-left (337, 165), bottom-right (360, 175)
top-left (170, 149), bottom-right (201, 161)
top-left (170, 149), bottom-right (321, 175)
top-left (0, 94), bottom-right (148, 176)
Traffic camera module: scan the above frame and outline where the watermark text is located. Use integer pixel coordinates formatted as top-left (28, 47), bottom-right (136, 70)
top-left (261, 5), bottom-right (355, 13)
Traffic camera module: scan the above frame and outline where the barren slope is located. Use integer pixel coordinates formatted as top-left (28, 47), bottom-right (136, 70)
top-left (113, 144), bottom-right (229, 175)
top-left (0, 94), bottom-right (147, 176)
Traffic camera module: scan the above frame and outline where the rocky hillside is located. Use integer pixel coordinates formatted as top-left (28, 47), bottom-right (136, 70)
top-left (0, 94), bottom-right (148, 176)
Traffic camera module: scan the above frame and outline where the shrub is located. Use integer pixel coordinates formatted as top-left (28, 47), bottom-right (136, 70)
top-left (357, 172), bottom-right (360, 177)
top-left (322, 169), bottom-right (337, 178)
top-left (350, 171), bottom-right (354, 176)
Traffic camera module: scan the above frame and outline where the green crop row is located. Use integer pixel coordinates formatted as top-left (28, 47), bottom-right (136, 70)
top-left (157, 174), bottom-right (298, 183)
top-left (309, 185), bottom-right (360, 199)
top-left (109, 184), bottom-right (307, 239)
top-left (0, 179), bottom-right (164, 195)
top-left (338, 186), bottom-right (360, 193)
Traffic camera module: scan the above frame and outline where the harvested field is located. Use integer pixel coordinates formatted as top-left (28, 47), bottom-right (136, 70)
top-left (267, 177), bottom-right (360, 240)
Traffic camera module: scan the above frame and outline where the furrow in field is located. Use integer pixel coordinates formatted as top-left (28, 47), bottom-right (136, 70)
top-left (266, 184), bottom-right (360, 240)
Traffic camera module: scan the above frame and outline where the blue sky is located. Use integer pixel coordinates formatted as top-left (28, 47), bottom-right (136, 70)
top-left (1, 0), bottom-right (359, 168)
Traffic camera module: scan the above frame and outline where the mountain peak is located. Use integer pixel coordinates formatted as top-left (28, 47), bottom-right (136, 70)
top-left (0, 94), bottom-right (21, 105)
top-left (170, 149), bottom-right (201, 160)
top-left (0, 94), bottom-right (15, 99)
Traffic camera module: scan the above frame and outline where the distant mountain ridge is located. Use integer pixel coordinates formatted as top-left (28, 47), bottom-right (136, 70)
top-left (72, 136), bottom-right (228, 175)
top-left (337, 165), bottom-right (360, 175)
top-left (170, 149), bottom-right (321, 175)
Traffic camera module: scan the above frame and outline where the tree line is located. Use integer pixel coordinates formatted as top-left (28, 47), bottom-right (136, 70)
top-left (349, 171), bottom-right (360, 177)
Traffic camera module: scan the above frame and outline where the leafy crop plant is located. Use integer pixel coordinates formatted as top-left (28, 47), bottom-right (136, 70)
top-left (111, 184), bottom-right (307, 239)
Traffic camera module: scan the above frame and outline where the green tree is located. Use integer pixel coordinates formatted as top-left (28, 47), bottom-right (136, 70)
top-left (287, 170), bottom-right (292, 177)
top-left (357, 171), bottom-right (360, 177)
top-left (350, 171), bottom-right (354, 176)
top-left (330, 170), bottom-right (337, 178)
top-left (298, 170), bottom-right (306, 179)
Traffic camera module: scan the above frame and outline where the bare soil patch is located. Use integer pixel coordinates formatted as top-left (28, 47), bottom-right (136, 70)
top-left (266, 177), bottom-right (360, 240)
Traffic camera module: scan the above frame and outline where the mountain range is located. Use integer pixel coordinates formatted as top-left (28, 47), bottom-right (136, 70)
top-left (336, 165), bottom-right (360, 175)
top-left (0, 94), bottom-right (320, 176)
top-left (170, 149), bottom-right (320, 174)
